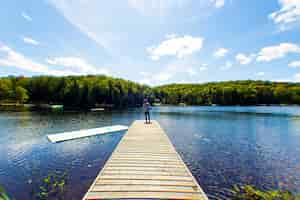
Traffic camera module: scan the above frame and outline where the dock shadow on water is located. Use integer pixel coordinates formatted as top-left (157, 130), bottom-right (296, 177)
top-left (0, 106), bottom-right (300, 199)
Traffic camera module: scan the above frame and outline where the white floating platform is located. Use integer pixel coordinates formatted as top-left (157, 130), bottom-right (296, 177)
top-left (47, 125), bottom-right (128, 143)
top-left (90, 108), bottom-right (105, 112)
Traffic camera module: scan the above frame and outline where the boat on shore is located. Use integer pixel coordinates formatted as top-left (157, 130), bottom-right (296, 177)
top-left (90, 108), bottom-right (105, 112)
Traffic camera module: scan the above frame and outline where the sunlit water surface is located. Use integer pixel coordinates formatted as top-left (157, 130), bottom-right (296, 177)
top-left (0, 106), bottom-right (300, 199)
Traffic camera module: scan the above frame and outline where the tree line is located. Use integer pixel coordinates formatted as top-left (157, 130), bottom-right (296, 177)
top-left (153, 80), bottom-right (300, 105)
top-left (0, 75), bottom-right (150, 108)
top-left (1, 76), bottom-right (300, 107)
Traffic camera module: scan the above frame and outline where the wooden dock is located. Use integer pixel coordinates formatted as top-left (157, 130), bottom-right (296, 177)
top-left (83, 120), bottom-right (208, 199)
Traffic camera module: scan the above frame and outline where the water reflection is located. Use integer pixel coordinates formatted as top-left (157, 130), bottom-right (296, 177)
top-left (157, 107), bottom-right (300, 199)
top-left (0, 107), bottom-right (299, 199)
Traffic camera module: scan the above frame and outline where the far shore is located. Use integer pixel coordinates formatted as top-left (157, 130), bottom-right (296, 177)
top-left (1, 102), bottom-right (300, 112)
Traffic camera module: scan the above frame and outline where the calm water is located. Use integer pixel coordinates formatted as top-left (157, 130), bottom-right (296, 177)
top-left (0, 106), bottom-right (300, 199)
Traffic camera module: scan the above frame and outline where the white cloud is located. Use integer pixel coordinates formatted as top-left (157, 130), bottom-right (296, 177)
top-left (127, 0), bottom-right (220, 17)
top-left (220, 61), bottom-right (232, 70)
top-left (127, 0), bottom-right (213, 16)
top-left (256, 43), bottom-right (300, 62)
top-left (213, 48), bottom-right (229, 58)
top-left (269, 0), bottom-right (300, 31)
top-left (139, 71), bottom-right (151, 76)
top-left (22, 37), bottom-right (40, 46)
top-left (211, 0), bottom-right (225, 8)
top-left (49, 0), bottom-right (122, 54)
top-left (272, 78), bottom-right (293, 82)
top-left (166, 33), bottom-right (177, 39)
top-left (154, 63), bottom-right (182, 82)
top-left (199, 66), bottom-right (208, 71)
top-left (187, 68), bottom-right (197, 76)
top-left (0, 45), bottom-right (48, 73)
top-left (0, 44), bottom-right (109, 76)
top-left (289, 61), bottom-right (300, 68)
top-left (273, 75), bottom-right (300, 82)
top-left (128, 0), bottom-right (177, 16)
top-left (256, 72), bottom-right (265, 76)
top-left (155, 60), bottom-right (197, 82)
top-left (0, 45), bottom-right (75, 75)
top-left (138, 78), bottom-right (152, 85)
top-left (46, 57), bottom-right (109, 75)
top-left (294, 73), bottom-right (300, 81)
top-left (140, 59), bottom-right (201, 85)
top-left (48, 0), bottom-right (215, 57)
top-left (155, 71), bottom-right (173, 82)
top-left (138, 71), bottom-right (153, 85)
top-left (177, 79), bottom-right (189, 84)
top-left (147, 35), bottom-right (204, 60)
top-left (21, 12), bottom-right (32, 21)
top-left (235, 53), bottom-right (255, 65)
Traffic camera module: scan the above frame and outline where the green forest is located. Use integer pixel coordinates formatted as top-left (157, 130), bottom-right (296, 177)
top-left (0, 76), bottom-right (150, 108)
top-left (153, 80), bottom-right (300, 105)
top-left (1, 76), bottom-right (300, 108)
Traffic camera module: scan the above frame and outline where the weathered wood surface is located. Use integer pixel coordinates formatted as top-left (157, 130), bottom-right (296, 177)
top-left (83, 120), bottom-right (207, 200)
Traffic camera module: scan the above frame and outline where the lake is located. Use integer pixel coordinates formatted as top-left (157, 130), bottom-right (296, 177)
top-left (0, 106), bottom-right (300, 199)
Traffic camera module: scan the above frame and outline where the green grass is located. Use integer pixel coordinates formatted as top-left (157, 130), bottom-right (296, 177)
top-left (34, 171), bottom-right (68, 200)
top-left (0, 185), bottom-right (10, 200)
top-left (231, 185), bottom-right (300, 200)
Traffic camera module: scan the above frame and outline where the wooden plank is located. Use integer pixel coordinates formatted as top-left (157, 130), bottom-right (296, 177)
top-left (83, 120), bottom-right (207, 200)
top-left (91, 185), bottom-right (201, 193)
top-left (107, 163), bottom-right (186, 168)
top-left (104, 166), bottom-right (187, 172)
top-left (98, 174), bottom-right (194, 181)
top-left (109, 157), bottom-right (181, 162)
top-left (85, 192), bottom-right (205, 200)
top-left (102, 171), bottom-right (189, 176)
top-left (96, 179), bottom-right (196, 186)
top-left (111, 154), bottom-right (179, 159)
top-left (114, 152), bottom-right (178, 156)
top-left (109, 159), bottom-right (181, 166)
top-left (114, 150), bottom-right (176, 154)
top-left (118, 145), bottom-right (172, 148)
top-left (108, 158), bottom-right (181, 163)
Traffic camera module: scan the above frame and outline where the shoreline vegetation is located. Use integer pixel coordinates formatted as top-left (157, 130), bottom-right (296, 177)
top-left (1, 182), bottom-right (300, 200)
top-left (231, 185), bottom-right (300, 200)
top-left (1, 75), bottom-right (300, 110)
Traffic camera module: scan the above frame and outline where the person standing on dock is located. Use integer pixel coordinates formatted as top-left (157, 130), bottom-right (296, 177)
top-left (143, 98), bottom-right (151, 124)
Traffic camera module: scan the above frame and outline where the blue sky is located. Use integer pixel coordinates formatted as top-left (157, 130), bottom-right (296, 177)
top-left (1, 0), bottom-right (300, 85)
